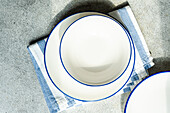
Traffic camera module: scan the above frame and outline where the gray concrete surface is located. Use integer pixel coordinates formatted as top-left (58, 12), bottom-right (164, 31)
top-left (0, 0), bottom-right (169, 113)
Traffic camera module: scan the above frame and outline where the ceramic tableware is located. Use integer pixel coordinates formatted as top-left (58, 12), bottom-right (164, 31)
top-left (125, 72), bottom-right (170, 113)
top-left (59, 15), bottom-right (132, 86)
top-left (44, 12), bottom-right (135, 101)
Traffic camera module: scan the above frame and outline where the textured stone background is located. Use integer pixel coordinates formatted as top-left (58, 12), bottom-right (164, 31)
top-left (0, 0), bottom-right (169, 113)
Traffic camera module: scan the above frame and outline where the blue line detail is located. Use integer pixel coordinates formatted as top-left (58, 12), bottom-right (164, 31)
top-left (131, 74), bottom-right (140, 82)
top-left (64, 95), bottom-right (76, 107)
top-left (37, 40), bottom-right (46, 54)
top-left (124, 71), bottom-right (170, 113)
top-left (59, 14), bottom-right (133, 87)
top-left (118, 8), bottom-right (151, 69)
top-left (28, 47), bottom-right (60, 113)
top-left (123, 87), bottom-right (131, 93)
top-left (44, 13), bottom-right (136, 101)
top-left (127, 82), bottom-right (134, 86)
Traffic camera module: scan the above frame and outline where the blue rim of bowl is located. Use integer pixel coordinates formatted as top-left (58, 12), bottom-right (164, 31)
top-left (124, 71), bottom-right (170, 113)
top-left (44, 12), bottom-right (136, 102)
top-left (59, 14), bottom-right (132, 86)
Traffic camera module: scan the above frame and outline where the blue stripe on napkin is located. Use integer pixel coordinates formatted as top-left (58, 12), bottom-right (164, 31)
top-left (126, 82), bottom-right (134, 86)
top-left (37, 40), bottom-right (46, 54)
top-left (123, 87), bottom-right (131, 93)
top-left (28, 47), bottom-right (60, 113)
top-left (64, 95), bottom-right (76, 107)
top-left (131, 74), bottom-right (140, 82)
top-left (118, 8), bottom-right (152, 68)
top-left (37, 39), bottom-right (77, 108)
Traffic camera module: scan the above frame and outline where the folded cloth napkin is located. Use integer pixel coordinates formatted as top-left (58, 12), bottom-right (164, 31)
top-left (27, 5), bottom-right (154, 113)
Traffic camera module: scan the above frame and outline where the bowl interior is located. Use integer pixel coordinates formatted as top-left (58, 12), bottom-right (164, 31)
top-left (59, 15), bottom-right (131, 86)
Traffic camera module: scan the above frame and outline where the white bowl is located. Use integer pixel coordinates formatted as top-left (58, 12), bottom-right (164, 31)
top-left (44, 12), bottom-right (135, 101)
top-left (59, 15), bottom-right (132, 86)
top-left (125, 72), bottom-right (170, 113)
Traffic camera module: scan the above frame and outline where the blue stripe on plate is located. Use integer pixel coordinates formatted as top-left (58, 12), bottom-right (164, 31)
top-left (28, 47), bottom-right (60, 113)
top-left (37, 40), bottom-right (46, 54)
top-left (118, 8), bottom-right (151, 68)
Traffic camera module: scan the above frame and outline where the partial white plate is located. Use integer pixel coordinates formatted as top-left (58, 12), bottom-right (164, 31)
top-left (44, 12), bottom-right (135, 101)
top-left (125, 71), bottom-right (170, 113)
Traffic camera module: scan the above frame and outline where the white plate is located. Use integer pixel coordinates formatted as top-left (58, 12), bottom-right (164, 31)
top-left (125, 72), bottom-right (170, 113)
top-left (59, 15), bottom-right (132, 86)
top-left (44, 12), bottom-right (135, 101)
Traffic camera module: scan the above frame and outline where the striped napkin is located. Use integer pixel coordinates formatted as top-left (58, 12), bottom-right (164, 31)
top-left (27, 5), bottom-right (154, 113)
